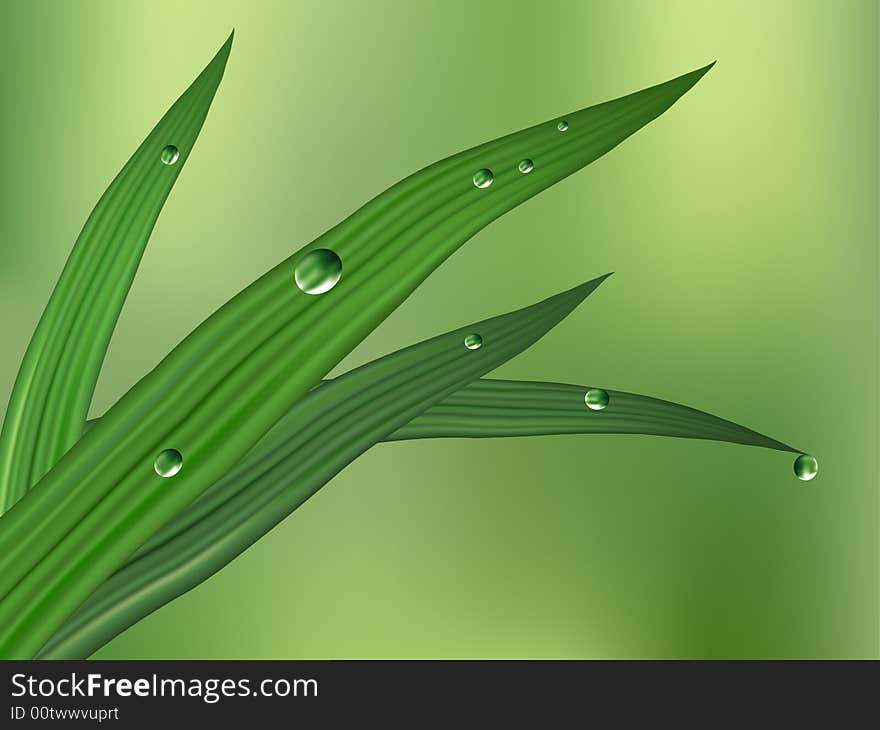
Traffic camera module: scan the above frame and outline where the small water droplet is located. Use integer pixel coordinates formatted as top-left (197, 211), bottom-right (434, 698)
top-left (793, 453), bottom-right (818, 481)
top-left (154, 448), bottom-right (183, 478)
top-left (464, 334), bottom-right (483, 350)
top-left (557, 120), bottom-right (569, 132)
top-left (584, 388), bottom-right (609, 411)
top-left (473, 169), bottom-right (494, 189)
top-left (518, 159), bottom-right (534, 174)
top-left (160, 145), bottom-right (180, 165)
top-left (294, 248), bottom-right (343, 295)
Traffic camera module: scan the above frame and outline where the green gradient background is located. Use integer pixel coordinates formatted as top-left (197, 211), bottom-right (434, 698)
top-left (0, 0), bottom-right (876, 658)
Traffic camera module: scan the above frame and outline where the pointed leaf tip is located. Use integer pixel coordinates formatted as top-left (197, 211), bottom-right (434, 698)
top-left (553, 272), bottom-right (613, 312)
top-left (211, 30), bottom-right (235, 70)
top-left (0, 28), bottom-right (235, 515)
top-left (580, 271), bottom-right (614, 294)
top-left (688, 61), bottom-right (715, 84)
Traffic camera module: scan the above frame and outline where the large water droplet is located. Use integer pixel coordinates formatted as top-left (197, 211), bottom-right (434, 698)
top-left (154, 448), bottom-right (183, 478)
top-left (473, 169), bottom-right (494, 189)
top-left (464, 334), bottom-right (483, 350)
top-left (557, 120), bottom-right (569, 132)
top-left (295, 249), bottom-right (343, 295)
top-left (518, 159), bottom-right (534, 174)
top-left (160, 145), bottom-right (180, 165)
top-left (793, 453), bottom-right (818, 481)
top-left (584, 388), bottom-right (609, 411)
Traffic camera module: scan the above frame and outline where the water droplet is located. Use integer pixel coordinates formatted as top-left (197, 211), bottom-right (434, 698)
top-left (160, 145), bottom-right (180, 165)
top-left (154, 449), bottom-right (183, 478)
top-left (584, 388), bottom-right (609, 411)
top-left (464, 334), bottom-right (483, 350)
top-left (518, 159), bottom-right (534, 174)
top-left (557, 120), bottom-right (569, 132)
top-left (294, 248), bottom-right (343, 295)
top-left (793, 453), bottom-right (818, 481)
top-left (472, 169), bottom-right (494, 189)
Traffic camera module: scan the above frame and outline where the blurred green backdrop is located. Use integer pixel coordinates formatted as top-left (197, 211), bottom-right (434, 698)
top-left (0, 0), bottom-right (876, 659)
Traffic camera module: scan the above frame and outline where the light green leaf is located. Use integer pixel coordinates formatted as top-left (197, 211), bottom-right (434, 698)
top-left (0, 33), bottom-right (233, 514)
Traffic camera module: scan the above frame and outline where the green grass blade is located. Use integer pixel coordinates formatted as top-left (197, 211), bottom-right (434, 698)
top-left (0, 63), bottom-right (710, 658)
top-left (40, 351), bottom-right (798, 659)
top-left (39, 277), bottom-right (610, 658)
top-left (0, 33), bottom-right (233, 515)
top-left (388, 379), bottom-right (797, 451)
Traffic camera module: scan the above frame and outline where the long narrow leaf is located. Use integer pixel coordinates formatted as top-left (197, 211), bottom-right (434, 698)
top-left (40, 279), bottom-right (612, 658)
top-left (388, 379), bottom-right (796, 450)
top-left (40, 369), bottom-right (795, 659)
top-left (0, 34), bottom-right (233, 514)
top-left (0, 62), bottom-right (711, 658)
